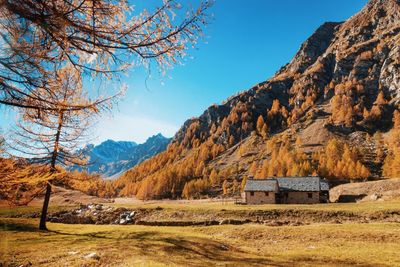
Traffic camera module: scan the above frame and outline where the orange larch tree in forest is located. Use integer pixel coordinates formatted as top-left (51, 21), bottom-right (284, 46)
top-left (7, 65), bottom-right (117, 230)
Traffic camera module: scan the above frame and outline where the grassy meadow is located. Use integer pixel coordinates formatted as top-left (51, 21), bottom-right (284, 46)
top-left (1, 201), bottom-right (400, 266)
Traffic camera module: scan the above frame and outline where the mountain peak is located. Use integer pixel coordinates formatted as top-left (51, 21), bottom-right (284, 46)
top-left (154, 133), bottom-right (165, 138)
top-left (283, 21), bottom-right (341, 74)
top-left (117, 0), bottom-right (400, 200)
top-left (146, 133), bottom-right (169, 142)
top-left (100, 139), bottom-right (137, 146)
top-left (71, 134), bottom-right (171, 179)
top-left (367, 0), bottom-right (399, 7)
top-left (340, 0), bottom-right (400, 35)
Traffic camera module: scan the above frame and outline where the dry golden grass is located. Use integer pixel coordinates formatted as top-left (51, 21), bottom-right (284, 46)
top-left (1, 218), bottom-right (400, 266)
top-left (1, 201), bottom-right (400, 266)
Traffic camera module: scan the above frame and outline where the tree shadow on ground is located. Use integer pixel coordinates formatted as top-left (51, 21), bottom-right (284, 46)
top-left (0, 220), bottom-right (38, 232)
top-left (2, 221), bottom-right (376, 267)
top-left (45, 228), bottom-right (276, 266)
top-left (45, 228), bottom-right (370, 267)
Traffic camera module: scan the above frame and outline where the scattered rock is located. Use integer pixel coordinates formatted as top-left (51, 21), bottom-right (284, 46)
top-left (47, 203), bottom-right (140, 225)
top-left (46, 202), bottom-right (400, 226)
top-left (370, 193), bottom-right (382, 201)
top-left (332, 219), bottom-right (342, 224)
top-left (220, 245), bottom-right (229, 251)
top-left (84, 252), bottom-right (100, 260)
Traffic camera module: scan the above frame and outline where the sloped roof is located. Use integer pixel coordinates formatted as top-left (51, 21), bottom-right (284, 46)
top-left (244, 177), bottom-right (329, 192)
top-left (276, 177), bottom-right (322, 192)
top-left (244, 179), bottom-right (278, 192)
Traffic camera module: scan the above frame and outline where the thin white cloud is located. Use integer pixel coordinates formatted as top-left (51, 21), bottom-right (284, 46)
top-left (94, 113), bottom-right (178, 144)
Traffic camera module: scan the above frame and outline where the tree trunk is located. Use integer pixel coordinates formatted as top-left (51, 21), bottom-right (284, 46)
top-left (39, 111), bottom-right (63, 230)
top-left (39, 183), bottom-right (52, 230)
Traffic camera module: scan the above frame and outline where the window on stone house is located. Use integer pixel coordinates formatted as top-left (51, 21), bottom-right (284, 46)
top-left (265, 192), bottom-right (269, 196)
top-left (308, 193), bottom-right (313, 198)
top-left (250, 192), bottom-right (254, 196)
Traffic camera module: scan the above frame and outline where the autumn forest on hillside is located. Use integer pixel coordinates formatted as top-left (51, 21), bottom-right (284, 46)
top-left (1, 0), bottom-right (400, 266)
top-left (2, 96), bottom-right (400, 202)
top-left (0, 0), bottom-right (399, 206)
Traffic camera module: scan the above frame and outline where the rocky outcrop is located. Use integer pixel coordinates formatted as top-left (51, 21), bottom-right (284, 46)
top-left (381, 45), bottom-right (400, 103)
top-left (284, 22), bottom-right (342, 74)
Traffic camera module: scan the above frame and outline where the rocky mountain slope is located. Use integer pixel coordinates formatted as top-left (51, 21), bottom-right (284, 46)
top-left (115, 0), bottom-right (400, 199)
top-left (73, 134), bottom-right (171, 179)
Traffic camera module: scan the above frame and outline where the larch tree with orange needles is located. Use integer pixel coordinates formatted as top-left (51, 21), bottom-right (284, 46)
top-left (383, 110), bottom-right (400, 178)
top-left (0, 0), bottom-right (213, 110)
top-left (8, 64), bottom-right (118, 230)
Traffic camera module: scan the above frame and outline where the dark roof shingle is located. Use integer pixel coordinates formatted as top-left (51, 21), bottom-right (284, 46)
top-left (244, 179), bottom-right (278, 192)
top-left (276, 177), bottom-right (321, 192)
top-left (244, 176), bottom-right (329, 192)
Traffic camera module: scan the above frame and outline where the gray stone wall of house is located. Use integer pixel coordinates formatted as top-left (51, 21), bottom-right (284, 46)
top-left (281, 192), bottom-right (320, 204)
top-left (245, 191), bottom-right (276, 204)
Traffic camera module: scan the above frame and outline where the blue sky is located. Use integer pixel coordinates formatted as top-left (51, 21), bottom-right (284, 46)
top-left (0, 0), bottom-right (368, 144)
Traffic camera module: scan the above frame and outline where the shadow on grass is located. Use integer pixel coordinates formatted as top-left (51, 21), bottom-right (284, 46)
top-left (45, 229), bottom-right (371, 267)
top-left (2, 222), bottom-right (377, 267)
top-left (160, 238), bottom-right (377, 267)
top-left (160, 237), bottom-right (272, 266)
top-left (44, 228), bottom-right (273, 266)
top-left (0, 220), bottom-right (38, 232)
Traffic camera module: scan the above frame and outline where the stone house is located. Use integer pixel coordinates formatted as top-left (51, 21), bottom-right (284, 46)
top-left (243, 176), bottom-right (329, 204)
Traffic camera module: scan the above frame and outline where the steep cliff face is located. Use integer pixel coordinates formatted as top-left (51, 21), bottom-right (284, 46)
top-left (117, 0), bottom-right (400, 199)
top-left (281, 22), bottom-right (342, 75)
